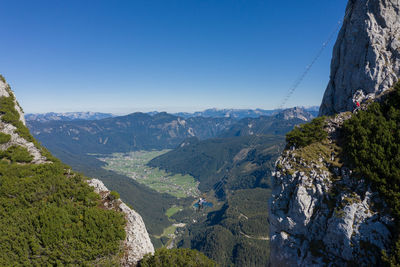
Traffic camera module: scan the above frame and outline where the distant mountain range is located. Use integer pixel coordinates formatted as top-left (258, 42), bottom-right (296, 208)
top-left (25, 112), bottom-right (114, 122)
top-left (220, 109), bottom-right (311, 138)
top-left (25, 106), bottom-right (319, 122)
top-left (173, 108), bottom-right (276, 119)
top-left (27, 107), bottom-right (315, 156)
top-left (27, 112), bottom-right (236, 155)
top-left (175, 106), bottom-right (319, 119)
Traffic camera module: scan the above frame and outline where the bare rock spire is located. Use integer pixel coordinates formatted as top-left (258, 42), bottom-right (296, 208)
top-left (319, 0), bottom-right (400, 116)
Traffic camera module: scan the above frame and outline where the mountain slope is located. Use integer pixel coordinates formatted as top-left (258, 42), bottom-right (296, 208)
top-left (27, 112), bottom-right (235, 155)
top-left (149, 108), bottom-right (310, 193)
top-left (219, 107), bottom-right (312, 138)
top-left (148, 135), bottom-right (284, 192)
top-left (171, 137), bottom-right (281, 266)
top-left (27, 115), bottom-right (208, 240)
top-left (0, 76), bottom-right (154, 266)
top-left (147, 111), bottom-right (309, 266)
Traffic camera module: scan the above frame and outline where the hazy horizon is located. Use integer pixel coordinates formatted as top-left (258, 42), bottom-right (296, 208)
top-left (24, 105), bottom-right (320, 116)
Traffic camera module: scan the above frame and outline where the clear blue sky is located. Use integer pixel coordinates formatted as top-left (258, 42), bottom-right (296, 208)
top-left (0, 0), bottom-right (348, 114)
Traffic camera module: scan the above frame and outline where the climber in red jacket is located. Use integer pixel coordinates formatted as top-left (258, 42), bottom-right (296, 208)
top-left (353, 100), bottom-right (361, 113)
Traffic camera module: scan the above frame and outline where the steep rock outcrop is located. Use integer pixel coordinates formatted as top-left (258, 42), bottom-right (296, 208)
top-left (87, 179), bottom-right (154, 266)
top-left (319, 0), bottom-right (400, 116)
top-left (0, 79), bottom-right (48, 163)
top-left (269, 113), bottom-right (393, 266)
top-left (271, 1), bottom-right (400, 262)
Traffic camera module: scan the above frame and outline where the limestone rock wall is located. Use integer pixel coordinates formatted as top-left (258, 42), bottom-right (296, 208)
top-left (87, 179), bottom-right (154, 266)
top-left (319, 0), bottom-right (400, 116)
top-left (269, 113), bottom-right (393, 266)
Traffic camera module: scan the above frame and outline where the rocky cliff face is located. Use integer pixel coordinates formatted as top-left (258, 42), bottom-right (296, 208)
top-left (269, 1), bottom-right (400, 264)
top-left (269, 113), bottom-right (393, 266)
top-left (319, 0), bottom-right (400, 116)
top-left (87, 179), bottom-right (154, 266)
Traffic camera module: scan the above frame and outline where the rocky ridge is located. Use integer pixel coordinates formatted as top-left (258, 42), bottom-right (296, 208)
top-left (87, 179), bottom-right (154, 266)
top-left (25, 112), bottom-right (114, 122)
top-left (274, 107), bottom-right (314, 122)
top-left (0, 79), bottom-right (48, 164)
top-left (269, 111), bottom-right (393, 266)
top-left (319, 0), bottom-right (400, 116)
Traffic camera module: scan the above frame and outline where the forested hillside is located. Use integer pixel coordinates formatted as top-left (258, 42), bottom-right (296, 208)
top-left (149, 135), bottom-right (284, 192)
top-left (27, 112), bottom-right (236, 155)
top-left (148, 114), bottom-right (305, 266)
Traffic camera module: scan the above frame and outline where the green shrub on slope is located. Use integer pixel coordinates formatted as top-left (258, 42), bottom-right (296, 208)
top-left (0, 161), bottom-right (126, 265)
top-left (109, 190), bottom-right (120, 200)
top-left (139, 248), bottom-right (217, 267)
top-left (0, 95), bottom-right (33, 143)
top-left (0, 84), bottom-right (57, 162)
top-left (342, 82), bottom-right (400, 266)
top-left (0, 132), bottom-right (11, 144)
top-left (0, 76), bottom-right (126, 265)
top-left (0, 145), bottom-right (33, 163)
top-left (286, 116), bottom-right (327, 148)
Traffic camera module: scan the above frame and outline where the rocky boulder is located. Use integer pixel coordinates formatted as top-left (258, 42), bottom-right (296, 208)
top-left (87, 179), bottom-right (155, 266)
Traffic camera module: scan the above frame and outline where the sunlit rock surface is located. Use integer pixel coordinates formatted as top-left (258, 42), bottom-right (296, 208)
top-left (87, 179), bottom-right (154, 266)
top-left (320, 0), bottom-right (400, 116)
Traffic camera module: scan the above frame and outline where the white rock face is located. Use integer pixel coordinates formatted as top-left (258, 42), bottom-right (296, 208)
top-left (87, 179), bottom-right (154, 266)
top-left (319, 0), bottom-right (400, 116)
top-left (0, 122), bottom-right (47, 163)
top-left (0, 80), bottom-right (47, 163)
top-left (0, 81), bottom-right (11, 98)
top-left (269, 114), bottom-right (393, 266)
top-left (275, 107), bottom-right (314, 121)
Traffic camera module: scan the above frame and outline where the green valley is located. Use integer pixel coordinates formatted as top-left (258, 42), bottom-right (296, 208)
top-left (96, 150), bottom-right (200, 198)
